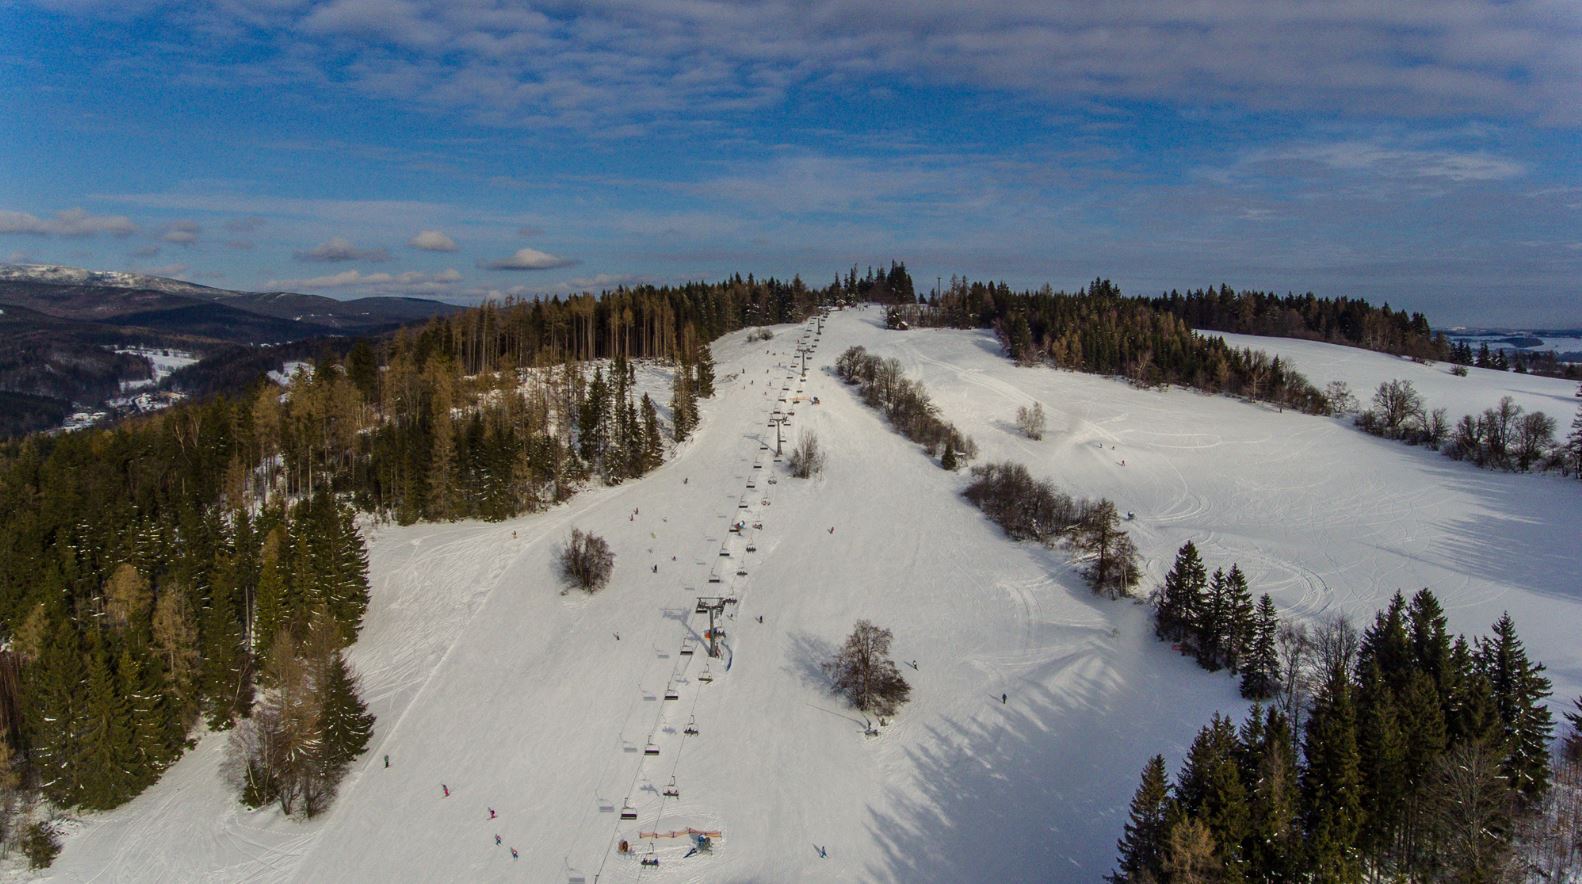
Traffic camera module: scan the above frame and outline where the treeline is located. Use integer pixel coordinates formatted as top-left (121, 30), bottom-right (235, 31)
top-left (1449, 340), bottom-right (1582, 381)
top-left (1114, 588), bottom-right (1575, 881)
top-left (1144, 285), bottom-right (1449, 361)
top-left (963, 462), bottom-right (1140, 598)
top-left (1350, 378), bottom-right (1582, 478)
top-left (0, 271), bottom-right (821, 838)
top-left (901, 279), bottom-right (1331, 414)
top-left (834, 345), bottom-right (976, 466)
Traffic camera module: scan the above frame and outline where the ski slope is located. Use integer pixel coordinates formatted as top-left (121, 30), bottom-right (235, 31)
top-left (32, 309), bottom-right (1582, 883)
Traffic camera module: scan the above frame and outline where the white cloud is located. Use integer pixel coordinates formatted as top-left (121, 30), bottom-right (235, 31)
top-left (266, 267), bottom-right (464, 291)
top-left (0, 207), bottom-right (137, 237)
top-left (409, 229), bottom-right (458, 251)
top-left (294, 236), bottom-right (392, 262)
top-left (481, 247), bottom-right (579, 270)
top-left (160, 219), bottom-right (201, 244)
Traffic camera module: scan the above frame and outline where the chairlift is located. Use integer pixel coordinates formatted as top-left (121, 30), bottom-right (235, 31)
top-left (664, 688), bottom-right (679, 701)
top-left (708, 575), bottom-right (721, 583)
top-left (698, 666), bottom-right (714, 683)
top-left (679, 641), bottom-right (694, 656)
top-left (663, 776), bottom-right (680, 798)
top-left (641, 850), bottom-right (659, 868)
top-left (719, 549), bottom-right (730, 557)
top-left (746, 543), bottom-right (757, 552)
top-left (620, 804), bottom-right (638, 820)
top-left (644, 741), bottom-right (660, 756)
top-left (736, 568), bottom-right (747, 576)
top-left (683, 716), bottom-right (699, 736)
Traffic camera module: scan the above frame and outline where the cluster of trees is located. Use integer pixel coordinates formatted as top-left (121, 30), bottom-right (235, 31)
top-left (1015, 402), bottom-right (1046, 440)
top-left (1354, 378), bottom-right (1582, 477)
top-left (829, 261), bottom-right (915, 306)
top-left (227, 610), bottom-right (373, 818)
top-left (0, 269), bottom-right (825, 837)
top-left (1115, 590), bottom-right (1574, 881)
top-left (1144, 286), bottom-right (1449, 360)
top-left (1153, 543), bottom-right (1282, 699)
top-left (902, 279), bottom-right (1330, 414)
top-left (1448, 341), bottom-right (1582, 381)
top-left (834, 345), bottom-right (977, 468)
top-left (2, 484), bottom-right (369, 818)
top-left (963, 462), bottom-right (1140, 598)
top-left (823, 620), bottom-right (910, 717)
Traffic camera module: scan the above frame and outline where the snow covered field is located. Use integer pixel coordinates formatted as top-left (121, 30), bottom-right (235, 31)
top-left (31, 309), bottom-right (1582, 883)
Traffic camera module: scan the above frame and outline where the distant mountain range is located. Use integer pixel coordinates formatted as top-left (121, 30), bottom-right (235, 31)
top-left (0, 263), bottom-right (462, 436)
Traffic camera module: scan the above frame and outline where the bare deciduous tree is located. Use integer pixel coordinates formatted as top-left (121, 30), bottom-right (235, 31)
top-left (788, 430), bottom-right (826, 478)
top-left (558, 528), bottom-right (615, 593)
top-left (823, 620), bottom-right (911, 717)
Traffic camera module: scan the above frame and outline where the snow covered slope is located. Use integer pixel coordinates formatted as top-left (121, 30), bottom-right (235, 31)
top-left (34, 310), bottom-right (1582, 883)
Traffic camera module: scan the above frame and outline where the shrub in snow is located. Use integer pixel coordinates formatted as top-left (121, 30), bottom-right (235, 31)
top-left (747, 327), bottom-right (774, 342)
top-left (823, 620), bottom-right (910, 717)
top-left (23, 821), bottom-right (60, 870)
top-left (558, 528), bottom-right (615, 593)
top-left (787, 430), bottom-right (825, 478)
top-left (1015, 402), bottom-right (1046, 440)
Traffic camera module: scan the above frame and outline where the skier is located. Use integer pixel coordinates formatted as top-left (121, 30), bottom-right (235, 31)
top-left (383, 754), bottom-right (389, 768)
top-left (818, 845), bottom-right (829, 859)
top-left (1001, 693), bottom-right (1006, 704)
top-left (652, 564), bottom-right (658, 574)
top-left (756, 615), bottom-right (763, 624)
top-left (614, 632), bottom-right (621, 641)
top-left (488, 808), bottom-right (496, 820)
top-left (442, 784), bottom-right (450, 797)
top-left (495, 834), bottom-right (502, 846)
top-left (511, 848), bottom-right (519, 861)
top-left (828, 526), bottom-right (834, 534)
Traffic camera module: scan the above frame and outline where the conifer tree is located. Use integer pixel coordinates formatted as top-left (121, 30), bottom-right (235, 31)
top-left (1244, 707), bottom-right (1302, 880)
top-left (1176, 714), bottom-right (1250, 879)
top-left (1478, 613), bottom-right (1553, 801)
top-left (1356, 663), bottom-right (1408, 868)
top-left (1562, 695), bottom-right (1582, 763)
top-left (941, 438), bottom-right (958, 470)
top-left (640, 393), bottom-right (664, 471)
top-left (1408, 589), bottom-right (1453, 697)
top-left (1301, 660), bottom-right (1364, 881)
top-left (1397, 669), bottom-right (1447, 873)
top-left (253, 526), bottom-right (292, 665)
top-left (696, 342), bottom-right (716, 398)
top-left (200, 555), bottom-right (250, 730)
top-left (670, 362), bottom-right (697, 442)
top-left (1197, 568), bottom-right (1230, 670)
top-left (1224, 565), bottom-right (1254, 670)
top-left (78, 638), bottom-right (137, 810)
top-left (426, 359), bottom-right (457, 519)
top-left (1156, 542), bottom-right (1207, 643)
top-left (1240, 595), bottom-right (1281, 700)
top-left (24, 606), bottom-right (83, 807)
top-left (1110, 755), bottom-right (1173, 883)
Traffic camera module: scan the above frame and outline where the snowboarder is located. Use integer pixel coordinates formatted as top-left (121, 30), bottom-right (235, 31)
top-left (684, 477), bottom-right (689, 484)
top-left (652, 564), bottom-right (658, 573)
top-left (817, 845), bottom-right (829, 858)
top-left (383, 754), bottom-right (389, 768)
top-left (756, 615), bottom-right (763, 624)
top-left (488, 808), bottom-right (496, 819)
top-left (442, 784), bottom-right (450, 797)
top-left (1001, 693), bottom-right (1006, 704)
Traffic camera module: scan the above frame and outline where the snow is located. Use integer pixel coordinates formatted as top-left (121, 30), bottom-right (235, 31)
top-left (1208, 331), bottom-right (1580, 422)
top-left (266, 362), bottom-right (312, 386)
top-left (114, 347), bottom-right (198, 391)
top-left (30, 309), bottom-right (1582, 883)
top-left (0, 263), bottom-right (219, 296)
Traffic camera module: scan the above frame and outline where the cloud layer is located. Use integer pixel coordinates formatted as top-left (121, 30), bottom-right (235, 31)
top-left (0, 208), bottom-right (137, 237)
top-left (409, 229), bottom-right (458, 251)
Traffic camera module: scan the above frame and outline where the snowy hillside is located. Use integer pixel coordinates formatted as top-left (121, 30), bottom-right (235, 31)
top-left (34, 310), bottom-right (1582, 883)
top-left (0, 263), bottom-right (223, 297)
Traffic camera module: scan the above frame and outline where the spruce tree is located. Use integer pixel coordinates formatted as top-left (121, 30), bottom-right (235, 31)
top-left (1240, 595), bottom-right (1281, 700)
top-left (200, 554), bottom-right (250, 730)
top-left (25, 607), bottom-right (84, 808)
top-left (1358, 591), bottom-right (1412, 692)
top-left (695, 342), bottom-right (716, 398)
top-left (1110, 755), bottom-right (1173, 883)
top-left (1156, 542), bottom-right (1207, 643)
top-left (1244, 707), bottom-right (1301, 880)
top-left (1301, 661), bottom-right (1364, 881)
top-left (1177, 715), bottom-right (1249, 879)
top-left (1356, 663), bottom-right (1408, 869)
top-left (1477, 613), bottom-right (1553, 801)
top-left (1407, 588), bottom-right (1452, 696)
top-left (1224, 565), bottom-right (1254, 670)
top-left (78, 638), bottom-right (137, 810)
top-left (640, 393), bottom-right (664, 471)
top-left (1197, 568), bottom-right (1230, 670)
top-left (1397, 670), bottom-right (1447, 874)
top-left (1561, 695), bottom-right (1582, 763)
top-left (253, 526), bottom-right (291, 665)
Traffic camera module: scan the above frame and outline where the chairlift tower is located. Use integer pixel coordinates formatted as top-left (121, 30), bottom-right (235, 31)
top-left (768, 411), bottom-right (788, 456)
top-left (695, 597), bottom-right (729, 658)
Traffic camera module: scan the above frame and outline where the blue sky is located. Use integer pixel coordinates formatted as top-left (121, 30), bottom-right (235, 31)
top-left (2, 0), bottom-right (1579, 326)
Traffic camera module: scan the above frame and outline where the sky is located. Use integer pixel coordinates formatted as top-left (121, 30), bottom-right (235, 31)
top-left (2, 0), bottom-right (1580, 326)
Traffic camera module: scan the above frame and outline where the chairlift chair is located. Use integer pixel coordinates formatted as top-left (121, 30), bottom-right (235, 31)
top-left (620, 804), bottom-right (638, 820)
top-left (663, 777), bottom-right (680, 798)
top-left (698, 666), bottom-right (714, 683)
top-left (644, 742), bottom-right (660, 756)
top-left (683, 717), bottom-right (699, 736)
